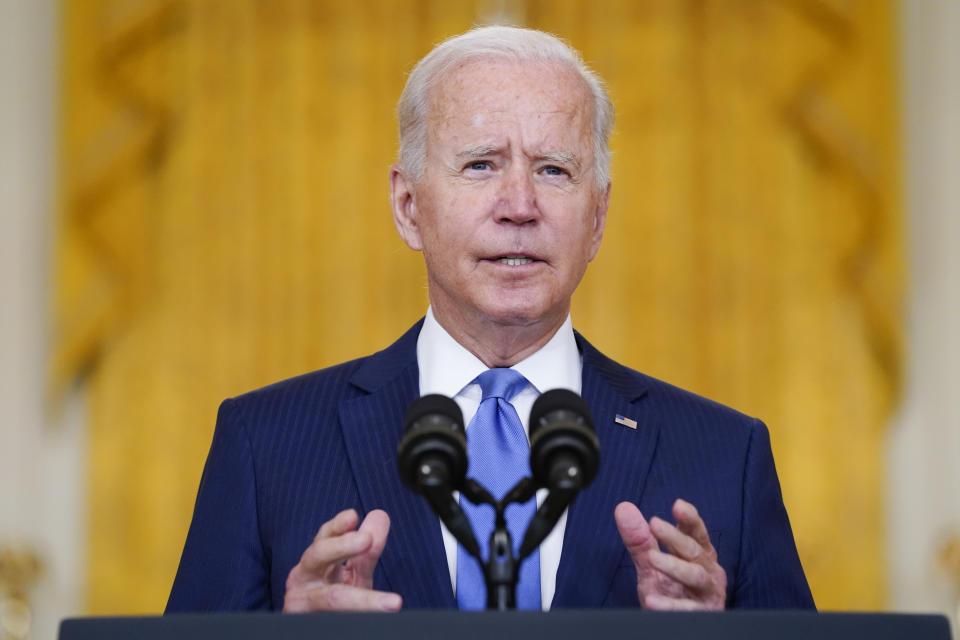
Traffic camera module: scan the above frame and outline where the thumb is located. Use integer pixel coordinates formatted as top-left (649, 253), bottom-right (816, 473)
top-left (349, 509), bottom-right (390, 587)
top-left (614, 501), bottom-right (657, 571)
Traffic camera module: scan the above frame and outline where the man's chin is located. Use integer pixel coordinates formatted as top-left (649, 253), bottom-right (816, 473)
top-left (430, 284), bottom-right (567, 333)
top-left (474, 299), bottom-right (562, 330)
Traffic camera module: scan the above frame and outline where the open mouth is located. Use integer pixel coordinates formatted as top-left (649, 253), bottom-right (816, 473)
top-left (496, 255), bottom-right (535, 266)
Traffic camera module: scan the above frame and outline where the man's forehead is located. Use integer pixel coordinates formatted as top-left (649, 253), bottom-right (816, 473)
top-left (429, 58), bottom-right (591, 118)
top-left (437, 106), bottom-right (580, 130)
top-left (436, 116), bottom-right (589, 160)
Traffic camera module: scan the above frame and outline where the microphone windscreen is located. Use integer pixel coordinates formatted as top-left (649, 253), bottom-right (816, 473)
top-left (405, 394), bottom-right (464, 431)
top-left (398, 394), bottom-right (467, 491)
top-left (529, 389), bottom-right (593, 435)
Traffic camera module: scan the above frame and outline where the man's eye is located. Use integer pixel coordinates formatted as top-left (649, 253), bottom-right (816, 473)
top-left (466, 161), bottom-right (491, 171)
top-left (542, 165), bottom-right (566, 176)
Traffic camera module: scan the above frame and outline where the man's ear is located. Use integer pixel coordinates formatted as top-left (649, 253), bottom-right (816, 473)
top-left (390, 164), bottom-right (423, 251)
top-left (587, 182), bottom-right (610, 261)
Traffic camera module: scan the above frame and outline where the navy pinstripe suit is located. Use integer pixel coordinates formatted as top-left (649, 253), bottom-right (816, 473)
top-left (166, 320), bottom-right (814, 611)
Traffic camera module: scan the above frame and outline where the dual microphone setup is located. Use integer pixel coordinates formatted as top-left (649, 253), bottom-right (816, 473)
top-left (396, 389), bottom-right (600, 610)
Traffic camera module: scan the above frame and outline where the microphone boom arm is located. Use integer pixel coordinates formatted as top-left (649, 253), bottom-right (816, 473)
top-left (414, 457), bottom-right (481, 558)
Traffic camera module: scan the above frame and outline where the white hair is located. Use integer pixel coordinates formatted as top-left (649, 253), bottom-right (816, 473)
top-left (396, 25), bottom-right (615, 188)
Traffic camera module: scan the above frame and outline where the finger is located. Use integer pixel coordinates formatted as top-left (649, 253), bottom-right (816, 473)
top-left (647, 549), bottom-right (713, 592)
top-left (316, 509), bottom-right (360, 542)
top-left (649, 516), bottom-right (701, 561)
top-left (643, 593), bottom-right (711, 611)
top-left (299, 529), bottom-right (373, 575)
top-left (672, 499), bottom-right (714, 554)
top-left (348, 510), bottom-right (391, 587)
top-left (285, 583), bottom-right (402, 613)
top-left (614, 502), bottom-right (657, 568)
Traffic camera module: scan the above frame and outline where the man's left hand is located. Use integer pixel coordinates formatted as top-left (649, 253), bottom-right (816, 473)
top-left (614, 499), bottom-right (727, 610)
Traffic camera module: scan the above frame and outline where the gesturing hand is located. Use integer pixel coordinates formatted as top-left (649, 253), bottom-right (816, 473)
top-left (283, 508), bottom-right (402, 612)
top-left (614, 499), bottom-right (727, 610)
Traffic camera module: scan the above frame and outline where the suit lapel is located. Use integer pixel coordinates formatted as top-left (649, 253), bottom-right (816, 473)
top-left (338, 320), bottom-right (456, 609)
top-left (552, 335), bottom-right (661, 608)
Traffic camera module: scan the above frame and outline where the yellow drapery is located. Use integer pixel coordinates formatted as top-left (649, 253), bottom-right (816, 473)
top-left (55, 0), bottom-right (901, 612)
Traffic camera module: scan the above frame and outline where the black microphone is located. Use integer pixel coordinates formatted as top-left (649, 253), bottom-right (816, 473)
top-left (397, 394), bottom-right (467, 490)
top-left (518, 389), bottom-right (600, 558)
top-left (396, 394), bottom-right (480, 557)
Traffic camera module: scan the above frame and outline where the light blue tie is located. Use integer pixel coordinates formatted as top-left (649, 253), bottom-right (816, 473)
top-left (456, 368), bottom-right (541, 610)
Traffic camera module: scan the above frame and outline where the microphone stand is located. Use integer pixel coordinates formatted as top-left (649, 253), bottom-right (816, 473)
top-left (419, 469), bottom-right (582, 611)
top-left (462, 475), bottom-right (581, 611)
top-left (460, 478), bottom-right (535, 611)
top-left (402, 391), bottom-right (596, 611)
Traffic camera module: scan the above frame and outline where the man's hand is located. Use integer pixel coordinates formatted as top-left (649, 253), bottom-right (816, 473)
top-left (283, 508), bottom-right (402, 612)
top-left (614, 499), bottom-right (727, 611)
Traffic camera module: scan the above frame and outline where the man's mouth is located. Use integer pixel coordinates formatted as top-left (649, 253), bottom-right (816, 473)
top-left (496, 255), bottom-right (535, 266)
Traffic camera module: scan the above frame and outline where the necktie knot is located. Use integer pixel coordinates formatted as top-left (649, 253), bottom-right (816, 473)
top-left (475, 367), bottom-right (528, 402)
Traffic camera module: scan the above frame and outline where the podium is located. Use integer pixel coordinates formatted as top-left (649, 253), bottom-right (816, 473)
top-left (60, 609), bottom-right (952, 640)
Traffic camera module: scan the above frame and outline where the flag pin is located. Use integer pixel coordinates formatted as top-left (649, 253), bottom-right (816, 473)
top-left (615, 414), bottom-right (638, 429)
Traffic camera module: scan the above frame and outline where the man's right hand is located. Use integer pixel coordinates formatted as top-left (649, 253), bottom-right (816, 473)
top-left (283, 508), bottom-right (402, 612)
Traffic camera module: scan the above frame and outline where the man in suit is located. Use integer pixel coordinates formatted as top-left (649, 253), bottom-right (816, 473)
top-left (167, 25), bottom-right (814, 613)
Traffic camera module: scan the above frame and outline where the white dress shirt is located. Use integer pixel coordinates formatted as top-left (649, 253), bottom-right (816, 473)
top-left (416, 307), bottom-right (582, 610)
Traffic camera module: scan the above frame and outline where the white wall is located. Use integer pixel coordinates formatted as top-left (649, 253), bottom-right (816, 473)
top-left (888, 0), bottom-right (960, 630)
top-left (0, 2), bottom-right (86, 639)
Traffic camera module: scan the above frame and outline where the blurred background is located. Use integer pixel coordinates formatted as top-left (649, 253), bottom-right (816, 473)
top-left (1, 0), bottom-right (958, 638)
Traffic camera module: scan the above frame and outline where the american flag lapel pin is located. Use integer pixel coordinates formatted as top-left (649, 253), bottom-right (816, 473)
top-left (614, 414), bottom-right (638, 430)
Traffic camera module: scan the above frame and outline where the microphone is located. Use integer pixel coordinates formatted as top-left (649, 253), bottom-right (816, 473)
top-left (396, 394), bottom-right (480, 557)
top-left (397, 394), bottom-right (467, 491)
top-left (529, 389), bottom-right (599, 489)
top-left (518, 389), bottom-right (599, 558)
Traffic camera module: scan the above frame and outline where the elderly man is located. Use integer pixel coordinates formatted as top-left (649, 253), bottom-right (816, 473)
top-left (167, 26), bottom-right (814, 613)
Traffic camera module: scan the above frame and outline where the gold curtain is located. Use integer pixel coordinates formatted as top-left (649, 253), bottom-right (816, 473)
top-left (55, 0), bottom-right (901, 613)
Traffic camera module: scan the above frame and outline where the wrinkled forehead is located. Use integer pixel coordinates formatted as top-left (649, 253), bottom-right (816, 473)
top-left (426, 57), bottom-right (594, 136)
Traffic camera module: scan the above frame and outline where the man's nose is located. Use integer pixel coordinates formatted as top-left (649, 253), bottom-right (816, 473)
top-left (496, 166), bottom-right (538, 224)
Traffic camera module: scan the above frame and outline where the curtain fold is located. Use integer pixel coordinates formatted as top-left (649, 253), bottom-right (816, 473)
top-left (55, 0), bottom-right (901, 612)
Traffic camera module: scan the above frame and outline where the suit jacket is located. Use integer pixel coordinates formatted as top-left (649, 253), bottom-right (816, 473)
top-left (166, 320), bottom-right (814, 611)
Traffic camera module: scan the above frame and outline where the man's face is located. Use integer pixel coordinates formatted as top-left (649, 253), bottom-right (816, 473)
top-left (392, 59), bottom-right (609, 332)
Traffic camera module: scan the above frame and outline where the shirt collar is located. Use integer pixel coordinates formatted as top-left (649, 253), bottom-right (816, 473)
top-left (417, 307), bottom-right (581, 398)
